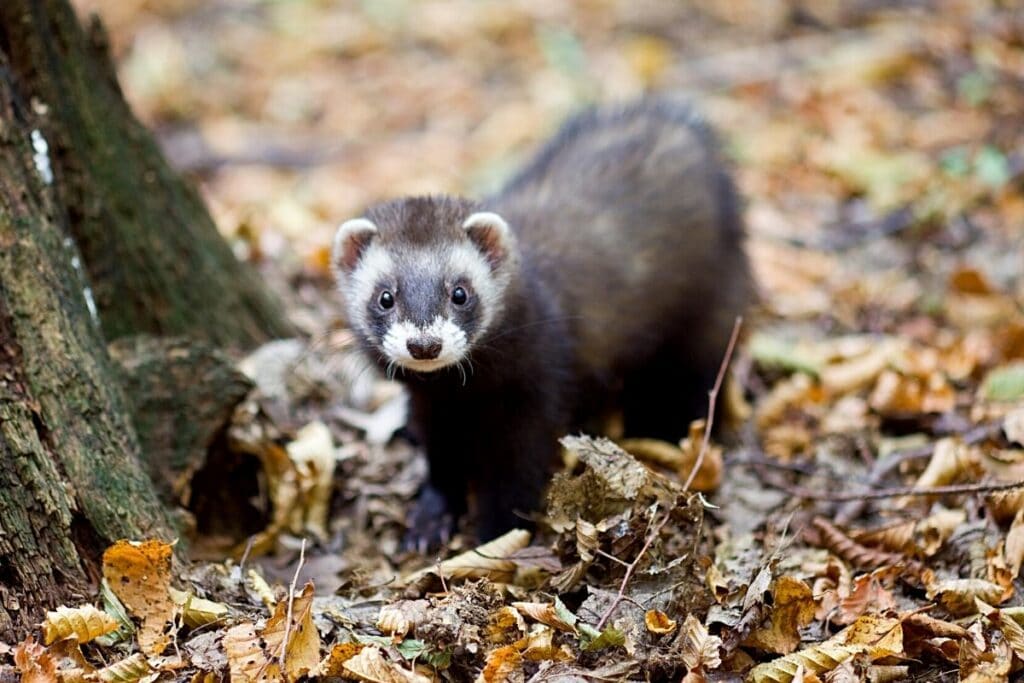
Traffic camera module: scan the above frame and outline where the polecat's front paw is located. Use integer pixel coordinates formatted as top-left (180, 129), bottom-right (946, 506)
top-left (402, 484), bottom-right (456, 554)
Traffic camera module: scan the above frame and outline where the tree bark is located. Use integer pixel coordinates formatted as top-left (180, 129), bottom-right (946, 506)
top-left (0, 0), bottom-right (295, 348)
top-left (0, 0), bottom-right (299, 641)
top-left (0, 61), bottom-right (176, 640)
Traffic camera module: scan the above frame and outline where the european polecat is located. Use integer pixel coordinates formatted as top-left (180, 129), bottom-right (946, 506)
top-left (333, 99), bottom-right (753, 549)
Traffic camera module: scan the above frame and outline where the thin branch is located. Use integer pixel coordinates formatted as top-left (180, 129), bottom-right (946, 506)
top-left (596, 508), bottom-right (673, 631)
top-left (279, 538), bottom-right (307, 671)
top-left (595, 318), bottom-right (743, 631)
top-left (683, 317), bottom-right (743, 492)
top-left (771, 477), bottom-right (1024, 502)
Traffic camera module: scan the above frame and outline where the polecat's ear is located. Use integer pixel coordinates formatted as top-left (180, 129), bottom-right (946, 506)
top-left (463, 212), bottom-right (512, 269)
top-left (333, 218), bottom-right (378, 274)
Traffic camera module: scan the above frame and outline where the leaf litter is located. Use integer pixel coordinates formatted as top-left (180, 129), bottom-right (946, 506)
top-left (8, 0), bottom-right (1024, 681)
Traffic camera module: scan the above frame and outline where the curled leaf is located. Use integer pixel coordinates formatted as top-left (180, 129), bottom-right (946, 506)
top-left (93, 654), bottom-right (153, 683)
top-left (405, 529), bottom-right (530, 585)
top-left (644, 609), bottom-right (677, 635)
top-left (42, 605), bottom-right (119, 645)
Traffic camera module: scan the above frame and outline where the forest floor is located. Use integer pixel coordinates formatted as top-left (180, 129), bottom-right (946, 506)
top-left (17, 0), bottom-right (1024, 681)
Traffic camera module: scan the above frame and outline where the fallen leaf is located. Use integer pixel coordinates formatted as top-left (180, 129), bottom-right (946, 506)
top-left (644, 609), bottom-right (677, 635)
top-left (13, 638), bottom-right (57, 683)
top-left (344, 646), bottom-right (432, 683)
top-left (42, 605), bottom-right (120, 645)
top-left (101, 540), bottom-right (176, 656)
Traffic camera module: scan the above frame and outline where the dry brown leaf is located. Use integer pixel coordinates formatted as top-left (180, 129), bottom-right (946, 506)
top-left (988, 488), bottom-right (1024, 524)
top-left (958, 635), bottom-right (1012, 682)
top-left (748, 615), bottom-right (903, 683)
top-left (833, 572), bottom-right (896, 625)
top-left (923, 574), bottom-right (1010, 615)
top-left (745, 576), bottom-right (816, 654)
top-left (377, 600), bottom-right (430, 638)
top-left (521, 625), bottom-right (572, 662)
top-left (868, 369), bottom-right (955, 416)
top-left (168, 587), bottom-right (229, 629)
top-left (13, 638), bottom-right (57, 683)
top-left (101, 539), bottom-right (176, 656)
top-left (756, 374), bottom-right (822, 429)
top-left (486, 606), bottom-right (527, 645)
top-left (284, 420), bottom-right (336, 539)
top-left (678, 419), bottom-right (723, 491)
top-left (1005, 408), bottom-right (1024, 446)
top-left (41, 605), bottom-right (119, 645)
top-left (343, 646), bottom-right (432, 683)
top-left (853, 508), bottom-right (965, 558)
top-left (913, 438), bottom-right (976, 490)
top-left (575, 518), bottom-right (599, 563)
top-left (93, 653), bottom-right (153, 683)
top-left (319, 643), bottom-right (367, 678)
top-left (405, 528), bottom-right (530, 585)
top-left (820, 339), bottom-right (901, 395)
top-left (619, 437), bottom-right (685, 469)
top-left (976, 599), bottom-right (1024, 662)
top-left (917, 507), bottom-right (967, 556)
top-left (1005, 510), bottom-right (1024, 578)
top-left (259, 582), bottom-right (320, 682)
top-left (644, 609), bottom-right (677, 635)
top-left (222, 622), bottom-right (268, 682)
top-left (706, 562), bottom-right (730, 603)
top-left (511, 602), bottom-right (576, 633)
top-left (679, 614), bottom-right (722, 673)
top-left (476, 644), bottom-right (523, 683)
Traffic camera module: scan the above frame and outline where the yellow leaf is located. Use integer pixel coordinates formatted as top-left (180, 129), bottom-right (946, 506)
top-left (405, 528), bottom-right (530, 585)
top-left (644, 609), bottom-right (677, 636)
top-left (259, 582), bottom-right (320, 682)
top-left (101, 540), bottom-right (176, 656)
top-left (41, 604), bottom-right (119, 645)
top-left (745, 576), bottom-right (816, 654)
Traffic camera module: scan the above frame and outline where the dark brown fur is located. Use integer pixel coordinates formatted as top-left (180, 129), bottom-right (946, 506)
top-left (348, 99), bottom-right (753, 547)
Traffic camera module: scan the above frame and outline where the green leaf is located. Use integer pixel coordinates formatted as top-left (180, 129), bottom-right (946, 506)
top-left (425, 647), bottom-right (452, 669)
top-left (749, 332), bottom-right (821, 377)
top-left (975, 146), bottom-right (1011, 188)
top-left (396, 639), bottom-right (428, 660)
top-left (554, 596), bottom-right (578, 631)
top-left (940, 147), bottom-right (971, 178)
top-left (536, 26), bottom-right (587, 75)
top-left (581, 625), bottom-right (626, 651)
top-left (354, 633), bottom-right (396, 647)
top-left (957, 70), bottom-right (994, 106)
top-left (982, 363), bottom-right (1024, 402)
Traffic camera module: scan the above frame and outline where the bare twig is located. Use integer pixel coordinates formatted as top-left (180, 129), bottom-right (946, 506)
top-left (683, 317), bottom-right (743, 492)
top-left (238, 536), bottom-right (256, 571)
top-left (596, 508), bottom-right (673, 631)
top-left (595, 318), bottom-right (743, 631)
top-left (772, 477), bottom-right (1024, 502)
top-left (279, 538), bottom-right (307, 671)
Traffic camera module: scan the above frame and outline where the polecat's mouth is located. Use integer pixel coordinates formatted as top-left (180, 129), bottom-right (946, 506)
top-left (394, 357), bottom-right (457, 373)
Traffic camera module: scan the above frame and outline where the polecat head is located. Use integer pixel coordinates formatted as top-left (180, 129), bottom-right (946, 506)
top-left (332, 195), bottom-right (518, 373)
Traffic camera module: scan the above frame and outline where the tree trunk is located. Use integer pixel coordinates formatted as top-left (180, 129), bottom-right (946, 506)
top-left (0, 0), bottom-right (297, 641)
top-left (0, 0), bottom-right (295, 348)
top-left (0, 61), bottom-right (176, 640)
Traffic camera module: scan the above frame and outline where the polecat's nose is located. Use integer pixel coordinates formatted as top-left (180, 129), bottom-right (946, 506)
top-left (407, 336), bottom-right (442, 360)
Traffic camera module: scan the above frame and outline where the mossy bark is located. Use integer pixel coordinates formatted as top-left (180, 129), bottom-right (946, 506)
top-left (0, 62), bottom-right (176, 641)
top-left (0, 0), bottom-right (294, 349)
top-left (0, 0), bottom-right (297, 641)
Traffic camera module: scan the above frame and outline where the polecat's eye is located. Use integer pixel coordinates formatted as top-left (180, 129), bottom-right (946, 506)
top-left (379, 291), bottom-right (395, 309)
top-left (451, 286), bottom-right (468, 306)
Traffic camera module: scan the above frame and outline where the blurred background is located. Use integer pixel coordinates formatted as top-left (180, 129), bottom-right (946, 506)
top-left (67, 0), bottom-right (1024, 340)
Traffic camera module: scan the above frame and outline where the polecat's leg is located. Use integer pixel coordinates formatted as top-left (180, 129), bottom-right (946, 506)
top-left (471, 397), bottom-right (560, 542)
top-left (403, 421), bottom-right (469, 553)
